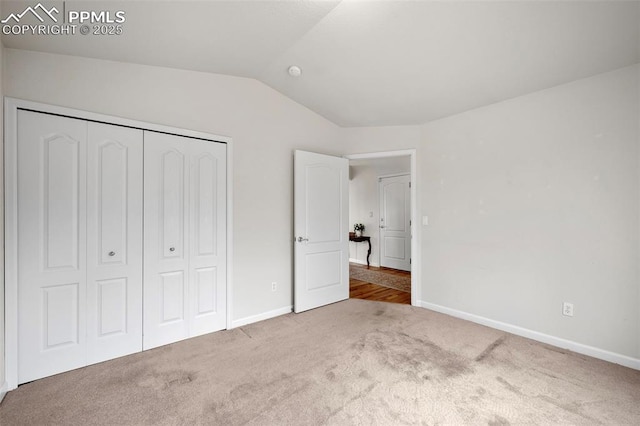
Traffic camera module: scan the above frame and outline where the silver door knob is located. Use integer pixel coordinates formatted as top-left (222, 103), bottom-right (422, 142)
top-left (108, 251), bottom-right (116, 257)
top-left (169, 247), bottom-right (176, 252)
top-left (297, 237), bottom-right (309, 242)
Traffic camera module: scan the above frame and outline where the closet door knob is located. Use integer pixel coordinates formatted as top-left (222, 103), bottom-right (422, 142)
top-left (169, 247), bottom-right (176, 252)
top-left (108, 251), bottom-right (116, 257)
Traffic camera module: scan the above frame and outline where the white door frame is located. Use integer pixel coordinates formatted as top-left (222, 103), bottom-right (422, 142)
top-left (3, 97), bottom-right (234, 391)
top-left (344, 150), bottom-right (419, 306)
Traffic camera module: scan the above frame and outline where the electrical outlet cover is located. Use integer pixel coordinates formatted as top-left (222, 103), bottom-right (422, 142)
top-left (562, 302), bottom-right (574, 317)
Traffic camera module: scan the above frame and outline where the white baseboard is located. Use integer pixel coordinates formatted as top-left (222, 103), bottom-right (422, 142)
top-left (230, 305), bottom-right (293, 329)
top-left (0, 381), bottom-right (8, 404)
top-left (349, 258), bottom-right (380, 267)
top-left (419, 301), bottom-right (640, 370)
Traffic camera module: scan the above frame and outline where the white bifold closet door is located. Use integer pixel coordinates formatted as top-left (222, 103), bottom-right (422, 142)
top-left (17, 110), bottom-right (143, 384)
top-left (143, 131), bottom-right (227, 350)
top-left (86, 123), bottom-right (143, 364)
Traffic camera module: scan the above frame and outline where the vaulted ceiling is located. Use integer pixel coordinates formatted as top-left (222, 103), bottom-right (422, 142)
top-left (2, 1), bottom-right (639, 127)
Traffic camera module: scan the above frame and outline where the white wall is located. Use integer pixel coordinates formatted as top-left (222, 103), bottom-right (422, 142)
top-left (419, 65), bottom-right (640, 359)
top-left (3, 48), bottom-right (342, 322)
top-left (341, 66), bottom-right (640, 363)
top-left (349, 157), bottom-right (410, 266)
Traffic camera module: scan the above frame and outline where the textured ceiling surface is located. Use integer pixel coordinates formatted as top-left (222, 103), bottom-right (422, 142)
top-left (2, 0), bottom-right (639, 127)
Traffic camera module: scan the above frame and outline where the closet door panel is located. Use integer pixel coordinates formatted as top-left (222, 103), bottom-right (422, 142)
top-left (189, 141), bottom-right (227, 336)
top-left (17, 110), bottom-right (88, 384)
top-left (143, 132), bottom-right (190, 349)
top-left (161, 150), bottom-right (186, 259)
top-left (86, 123), bottom-right (143, 364)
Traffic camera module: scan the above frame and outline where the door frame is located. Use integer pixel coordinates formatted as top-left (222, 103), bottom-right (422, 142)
top-left (3, 97), bottom-right (234, 391)
top-left (344, 150), bottom-right (419, 306)
top-left (378, 173), bottom-right (411, 270)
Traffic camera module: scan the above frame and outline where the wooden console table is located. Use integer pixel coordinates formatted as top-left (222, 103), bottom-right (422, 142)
top-left (349, 235), bottom-right (372, 267)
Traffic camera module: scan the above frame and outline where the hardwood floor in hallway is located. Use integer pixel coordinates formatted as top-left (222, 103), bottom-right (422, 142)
top-left (349, 263), bottom-right (411, 305)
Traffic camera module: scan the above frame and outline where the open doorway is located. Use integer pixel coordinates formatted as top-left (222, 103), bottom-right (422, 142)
top-left (346, 153), bottom-right (414, 305)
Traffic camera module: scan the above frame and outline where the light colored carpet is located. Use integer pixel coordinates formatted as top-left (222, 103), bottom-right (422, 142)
top-left (1, 299), bottom-right (639, 425)
top-left (349, 265), bottom-right (411, 292)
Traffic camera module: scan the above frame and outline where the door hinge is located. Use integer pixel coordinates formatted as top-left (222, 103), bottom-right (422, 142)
top-left (410, 258), bottom-right (412, 264)
top-left (409, 181), bottom-right (411, 188)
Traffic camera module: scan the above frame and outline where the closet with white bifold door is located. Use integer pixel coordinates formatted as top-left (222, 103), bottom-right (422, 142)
top-left (143, 131), bottom-right (227, 350)
top-left (15, 109), bottom-right (226, 385)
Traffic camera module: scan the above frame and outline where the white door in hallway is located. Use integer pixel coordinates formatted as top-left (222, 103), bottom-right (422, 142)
top-left (294, 150), bottom-right (349, 313)
top-left (379, 174), bottom-right (411, 271)
top-left (143, 131), bottom-right (227, 349)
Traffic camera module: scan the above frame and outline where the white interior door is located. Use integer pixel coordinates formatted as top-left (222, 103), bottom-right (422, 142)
top-left (17, 111), bottom-right (88, 383)
top-left (86, 122), bottom-right (143, 364)
top-left (294, 150), bottom-right (349, 313)
top-left (144, 131), bottom-right (226, 349)
top-left (187, 138), bottom-right (227, 337)
top-left (379, 174), bottom-right (411, 271)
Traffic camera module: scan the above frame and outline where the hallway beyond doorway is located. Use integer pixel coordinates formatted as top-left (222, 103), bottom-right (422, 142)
top-left (349, 263), bottom-right (410, 305)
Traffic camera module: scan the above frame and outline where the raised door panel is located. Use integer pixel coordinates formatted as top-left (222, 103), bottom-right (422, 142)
top-left (17, 110), bottom-right (88, 384)
top-left (160, 271), bottom-right (186, 322)
top-left (306, 252), bottom-right (341, 291)
top-left (44, 136), bottom-right (81, 270)
top-left (194, 154), bottom-right (216, 257)
top-left (43, 283), bottom-right (80, 349)
top-left (143, 131), bottom-right (190, 349)
top-left (189, 141), bottom-right (226, 336)
top-left (86, 123), bottom-right (143, 364)
top-left (97, 142), bottom-right (127, 265)
top-left (194, 267), bottom-right (216, 315)
top-left (383, 182), bottom-right (408, 232)
top-left (162, 150), bottom-right (185, 259)
top-left (96, 278), bottom-right (128, 336)
top-left (306, 165), bottom-right (342, 243)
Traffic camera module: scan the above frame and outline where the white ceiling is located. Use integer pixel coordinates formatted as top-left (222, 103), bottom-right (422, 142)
top-left (2, 0), bottom-right (639, 127)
